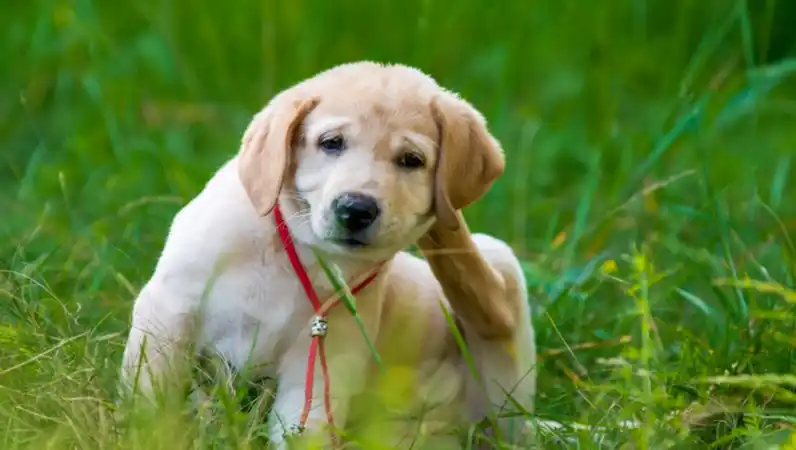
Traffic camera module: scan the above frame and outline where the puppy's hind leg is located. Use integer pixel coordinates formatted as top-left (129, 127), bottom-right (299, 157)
top-left (464, 233), bottom-right (536, 444)
top-left (471, 234), bottom-right (536, 405)
top-left (417, 212), bottom-right (536, 444)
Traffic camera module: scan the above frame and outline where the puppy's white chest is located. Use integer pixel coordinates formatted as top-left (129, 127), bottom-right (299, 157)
top-left (197, 259), bottom-right (314, 378)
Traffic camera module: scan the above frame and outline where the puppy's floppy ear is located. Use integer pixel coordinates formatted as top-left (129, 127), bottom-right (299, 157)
top-left (431, 92), bottom-right (505, 230)
top-left (237, 96), bottom-right (319, 217)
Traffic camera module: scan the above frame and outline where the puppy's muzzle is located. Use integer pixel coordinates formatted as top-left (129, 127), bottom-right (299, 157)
top-left (331, 192), bottom-right (381, 240)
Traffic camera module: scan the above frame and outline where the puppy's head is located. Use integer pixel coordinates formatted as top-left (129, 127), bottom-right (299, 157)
top-left (238, 62), bottom-right (504, 259)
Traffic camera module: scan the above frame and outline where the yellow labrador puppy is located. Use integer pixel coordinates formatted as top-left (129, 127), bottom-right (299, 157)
top-left (120, 61), bottom-right (536, 448)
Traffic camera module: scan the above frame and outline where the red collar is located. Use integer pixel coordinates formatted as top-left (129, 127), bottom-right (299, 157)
top-left (273, 202), bottom-right (381, 445)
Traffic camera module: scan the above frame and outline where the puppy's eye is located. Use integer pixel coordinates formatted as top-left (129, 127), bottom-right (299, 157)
top-left (318, 134), bottom-right (345, 155)
top-left (396, 152), bottom-right (425, 170)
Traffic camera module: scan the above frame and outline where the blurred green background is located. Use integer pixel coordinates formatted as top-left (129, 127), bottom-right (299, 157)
top-left (2, 0), bottom-right (796, 448)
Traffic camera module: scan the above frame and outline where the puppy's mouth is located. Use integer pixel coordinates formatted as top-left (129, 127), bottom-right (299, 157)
top-left (331, 236), bottom-right (370, 248)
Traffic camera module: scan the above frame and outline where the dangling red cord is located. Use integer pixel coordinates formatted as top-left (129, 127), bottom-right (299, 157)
top-left (274, 202), bottom-right (381, 447)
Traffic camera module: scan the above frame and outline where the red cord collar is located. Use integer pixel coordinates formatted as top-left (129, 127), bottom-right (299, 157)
top-left (273, 202), bottom-right (381, 446)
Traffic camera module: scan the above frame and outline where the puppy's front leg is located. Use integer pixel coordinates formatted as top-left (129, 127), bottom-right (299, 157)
top-left (119, 200), bottom-right (230, 406)
top-left (268, 291), bottom-right (381, 448)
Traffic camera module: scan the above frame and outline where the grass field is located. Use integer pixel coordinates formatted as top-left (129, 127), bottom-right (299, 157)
top-left (2, 0), bottom-right (796, 448)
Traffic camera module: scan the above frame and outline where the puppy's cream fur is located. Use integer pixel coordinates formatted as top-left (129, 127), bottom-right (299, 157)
top-left (120, 61), bottom-right (536, 448)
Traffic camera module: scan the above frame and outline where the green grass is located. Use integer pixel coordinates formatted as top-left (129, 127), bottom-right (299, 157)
top-left (2, 0), bottom-right (796, 448)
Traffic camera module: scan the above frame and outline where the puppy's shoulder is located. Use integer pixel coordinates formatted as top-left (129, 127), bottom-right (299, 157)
top-left (150, 156), bottom-right (270, 282)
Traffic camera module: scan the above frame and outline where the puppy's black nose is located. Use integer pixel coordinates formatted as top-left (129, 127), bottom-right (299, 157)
top-left (332, 192), bottom-right (381, 233)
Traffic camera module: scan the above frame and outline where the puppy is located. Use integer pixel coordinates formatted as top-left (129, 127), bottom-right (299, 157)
top-left (120, 61), bottom-right (536, 448)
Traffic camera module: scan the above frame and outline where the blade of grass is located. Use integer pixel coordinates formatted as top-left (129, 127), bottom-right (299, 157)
top-left (312, 249), bottom-right (384, 371)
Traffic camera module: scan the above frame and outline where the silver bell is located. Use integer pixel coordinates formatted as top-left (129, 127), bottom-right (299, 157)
top-left (310, 316), bottom-right (329, 337)
top-left (283, 423), bottom-right (305, 437)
